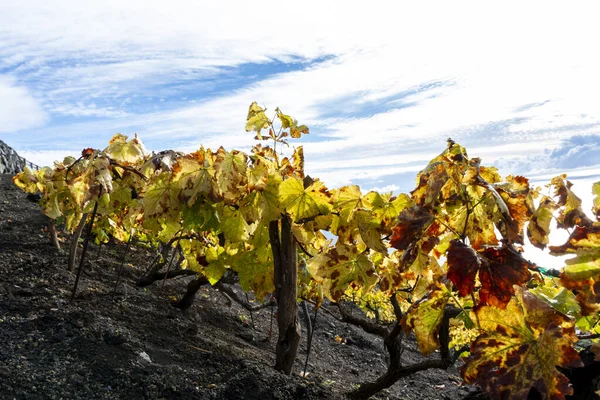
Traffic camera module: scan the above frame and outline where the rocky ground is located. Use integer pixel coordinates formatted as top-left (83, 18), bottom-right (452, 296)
top-left (0, 173), bottom-right (495, 400)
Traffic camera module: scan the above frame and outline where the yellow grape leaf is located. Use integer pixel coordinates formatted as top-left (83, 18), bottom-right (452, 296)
top-left (377, 253), bottom-right (407, 295)
top-left (447, 200), bottom-right (498, 250)
top-left (549, 226), bottom-right (600, 307)
top-left (279, 177), bottom-right (331, 223)
top-left (156, 220), bottom-right (180, 243)
top-left (214, 148), bottom-right (247, 201)
top-left (355, 210), bottom-right (388, 254)
top-left (251, 144), bottom-right (279, 169)
top-left (330, 185), bottom-right (364, 240)
top-left (239, 191), bottom-right (261, 223)
top-left (307, 242), bottom-right (378, 301)
top-left (291, 223), bottom-right (329, 256)
top-left (563, 247), bottom-right (600, 280)
top-left (67, 156), bottom-right (113, 210)
top-left (364, 191), bottom-right (411, 228)
top-left (245, 102), bottom-right (270, 133)
top-left (69, 167), bottom-right (94, 208)
top-left (172, 150), bottom-right (216, 206)
top-left (104, 133), bottom-right (147, 164)
top-left (44, 191), bottom-right (63, 219)
top-left (141, 175), bottom-right (179, 217)
top-left (292, 146), bottom-right (304, 178)
top-left (276, 108), bottom-right (309, 138)
top-left (494, 175), bottom-right (533, 245)
top-left (333, 185), bottom-right (363, 221)
top-left (462, 296), bottom-right (582, 400)
top-left (402, 282), bottom-right (451, 355)
top-left (180, 239), bottom-right (207, 271)
top-left (220, 207), bottom-right (250, 243)
top-left (12, 167), bottom-right (42, 193)
top-left (257, 173), bottom-right (282, 222)
top-left (204, 246), bottom-right (227, 285)
top-left (290, 125), bottom-right (309, 138)
top-left (246, 161), bottom-right (269, 191)
top-left (551, 175), bottom-right (593, 229)
top-left (412, 162), bottom-right (449, 208)
top-left (479, 165), bottom-right (502, 184)
top-left (527, 196), bottom-right (558, 249)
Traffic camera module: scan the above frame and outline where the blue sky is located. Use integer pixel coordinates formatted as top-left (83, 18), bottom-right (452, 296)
top-left (2, 0), bottom-right (600, 201)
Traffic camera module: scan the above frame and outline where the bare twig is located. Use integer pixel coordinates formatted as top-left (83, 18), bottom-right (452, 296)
top-left (137, 269), bottom-right (197, 287)
top-left (109, 160), bottom-right (148, 181)
top-left (71, 195), bottom-right (101, 301)
top-left (214, 282), bottom-right (275, 312)
top-left (337, 301), bottom-right (389, 338)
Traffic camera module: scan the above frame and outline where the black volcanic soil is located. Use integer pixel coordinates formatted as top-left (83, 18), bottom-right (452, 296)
top-left (0, 173), bottom-right (482, 400)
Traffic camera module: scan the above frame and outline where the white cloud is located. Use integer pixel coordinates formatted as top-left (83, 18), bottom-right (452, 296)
top-left (0, 75), bottom-right (48, 133)
top-left (366, 184), bottom-right (401, 194)
top-left (17, 149), bottom-right (78, 168)
top-left (2, 0), bottom-right (600, 191)
top-left (49, 102), bottom-right (128, 118)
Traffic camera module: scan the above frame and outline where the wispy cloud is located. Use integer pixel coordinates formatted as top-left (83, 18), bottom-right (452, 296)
top-left (1, 0), bottom-right (600, 194)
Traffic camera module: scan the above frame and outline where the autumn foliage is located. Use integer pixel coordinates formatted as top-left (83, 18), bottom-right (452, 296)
top-left (13, 105), bottom-right (600, 399)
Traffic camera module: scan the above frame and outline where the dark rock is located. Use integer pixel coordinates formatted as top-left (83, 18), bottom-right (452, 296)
top-left (103, 329), bottom-right (129, 345)
top-left (0, 140), bottom-right (27, 174)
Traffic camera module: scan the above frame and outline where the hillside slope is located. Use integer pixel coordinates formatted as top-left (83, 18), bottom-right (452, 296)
top-left (0, 174), bottom-right (477, 400)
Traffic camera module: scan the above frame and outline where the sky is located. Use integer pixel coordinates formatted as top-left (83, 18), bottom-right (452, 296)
top-left (2, 1), bottom-right (600, 266)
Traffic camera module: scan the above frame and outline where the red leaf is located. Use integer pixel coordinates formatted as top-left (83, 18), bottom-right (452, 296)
top-left (390, 205), bottom-right (434, 250)
top-left (447, 240), bottom-right (481, 297)
top-left (447, 241), bottom-right (532, 308)
top-left (478, 246), bottom-right (532, 309)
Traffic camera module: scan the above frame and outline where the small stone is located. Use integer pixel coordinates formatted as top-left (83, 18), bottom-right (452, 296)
top-left (237, 332), bottom-right (254, 342)
top-left (103, 330), bottom-right (128, 345)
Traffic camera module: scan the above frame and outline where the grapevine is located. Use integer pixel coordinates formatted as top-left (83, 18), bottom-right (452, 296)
top-left (13, 105), bottom-right (600, 400)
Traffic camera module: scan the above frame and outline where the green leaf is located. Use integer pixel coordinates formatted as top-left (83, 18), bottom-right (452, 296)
top-left (232, 247), bottom-right (274, 299)
top-left (220, 207), bottom-right (250, 242)
top-left (550, 226), bottom-right (600, 281)
top-left (530, 285), bottom-right (581, 318)
top-left (182, 202), bottom-right (220, 232)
